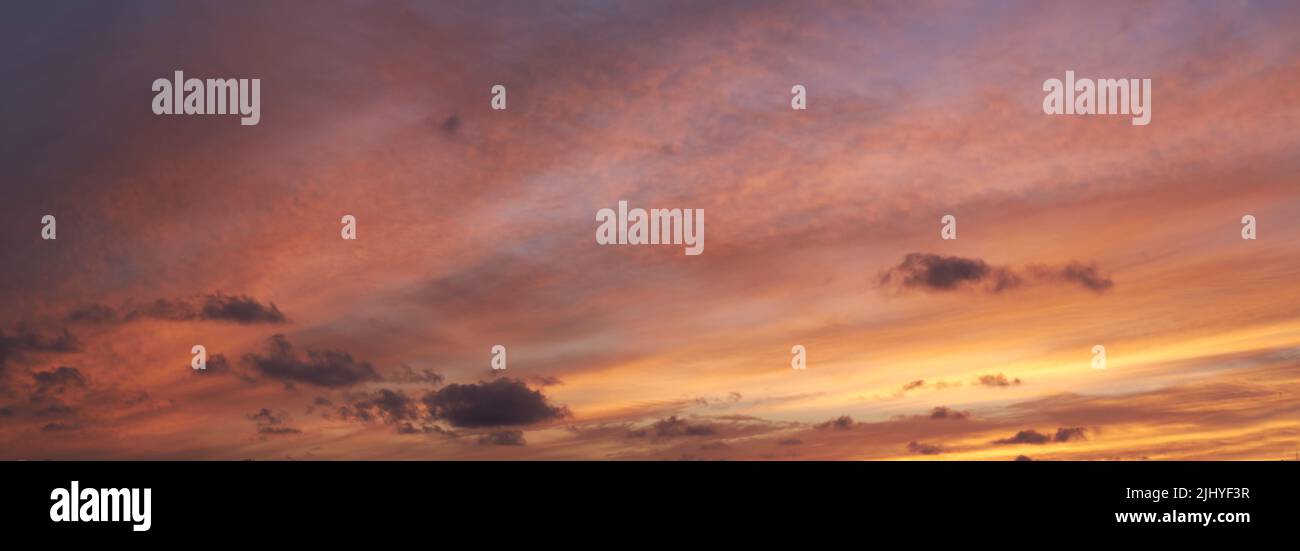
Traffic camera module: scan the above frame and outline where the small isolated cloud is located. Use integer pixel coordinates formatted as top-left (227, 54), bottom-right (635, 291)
top-left (994, 429), bottom-right (1052, 445)
top-left (246, 407), bottom-right (301, 437)
top-left (627, 415), bottom-right (717, 439)
top-left (879, 254), bottom-right (1112, 294)
top-left (994, 427), bottom-right (1088, 445)
top-left (928, 406), bottom-right (970, 420)
top-left (1054, 427), bottom-right (1088, 442)
top-left (897, 379), bottom-right (959, 395)
top-left (439, 114), bottom-right (461, 135)
top-left (880, 253), bottom-right (1020, 292)
top-left (814, 415), bottom-right (855, 430)
top-left (246, 408), bottom-right (287, 425)
top-left (977, 373), bottom-right (1022, 387)
top-left (1030, 263), bottom-right (1115, 292)
top-left (242, 334), bottom-right (379, 388)
top-left (422, 378), bottom-right (568, 428)
top-left (893, 406), bottom-right (971, 422)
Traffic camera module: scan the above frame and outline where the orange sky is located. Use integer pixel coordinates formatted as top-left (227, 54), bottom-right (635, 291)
top-left (1, 0), bottom-right (1298, 460)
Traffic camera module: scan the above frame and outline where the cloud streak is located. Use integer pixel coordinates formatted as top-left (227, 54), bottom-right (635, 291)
top-left (67, 293), bottom-right (287, 325)
top-left (879, 254), bottom-right (1114, 294)
top-left (242, 335), bottom-right (379, 388)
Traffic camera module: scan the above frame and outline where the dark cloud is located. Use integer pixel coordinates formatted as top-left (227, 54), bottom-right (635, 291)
top-left (328, 388), bottom-right (455, 436)
top-left (1030, 263), bottom-right (1114, 292)
top-left (776, 438), bottom-right (802, 447)
top-left (68, 293), bottom-right (287, 325)
top-left (421, 378), bottom-right (568, 428)
top-left (339, 389), bottom-right (422, 424)
top-left (906, 441), bottom-right (944, 455)
top-left (880, 253), bottom-right (1019, 292)
top-left (204, 353), bottom-right (232, 373)
top-left (897, 379), bottom-right (959, 394)
top-left (1054, 427), bottom-right (1088, 442)
top-left (994, 427), bottom-right (1087, 445)
top-left (27, 366), bottom-right (87, 414)
top-left (977, 373), bottom-right (1022, 387)
top-left (242, 334), bottom-right (378, 388)
top-left (66, 304), bottom-right (118, 324)
top-left (814, 415), bottom-right (855, 430)
top-left (893, 406), bottom-right (972, 422)
top-left (196, 293), bottom-right (288, 324)
top-left (130, 298), bottom-right (194, 322)
top-left (1014, 455), bottom-right (1034, 461)
top-left (0, 328), bottom-right (80, 373)
top-left (386, 364), bottom-right (443, 386)
top-left (41, 422), bottom-right (79, 432)
top-left (439, 114), bottom-right (461, 135)
top-left (994, 429), bottom-right (1052, 445)
top-left (193, 352), bottom-right (257, 384)
top-left (880, 253), bottom-right (1112, 294)
top-left (192, 353), bottom-right (250, 381)
top-left (478, 430), bottom-right (525, 446)
top-left (246, 408), bottom-right (287, 426)
top-left (626, 415), bottom-right (718, 439)
top-left (246, 407), bottom-right (300, 437)
top-left (31, 366), bottom-right (86, 397)
top-left (928, 406), bottom-right (970, 420)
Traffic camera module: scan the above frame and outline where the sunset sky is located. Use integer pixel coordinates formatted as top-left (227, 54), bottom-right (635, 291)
top-left (1, 0), bottom-right (1298, 460)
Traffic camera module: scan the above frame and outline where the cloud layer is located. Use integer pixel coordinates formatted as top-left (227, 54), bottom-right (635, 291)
top-left (0, 0), bottom-right (1298, 460)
